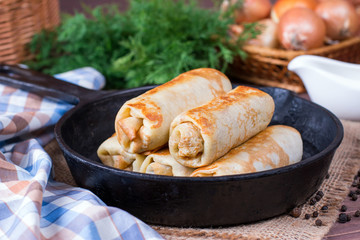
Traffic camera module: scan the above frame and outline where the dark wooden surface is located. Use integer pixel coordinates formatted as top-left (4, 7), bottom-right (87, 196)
top-left (324, 196), bottom-right (360, 240)
top-left (58, 2), bottom-right (360, 239)
top-left (59, 0), bottom-right (213, 14)
top-left (59, 0), bottom-right (128, 14)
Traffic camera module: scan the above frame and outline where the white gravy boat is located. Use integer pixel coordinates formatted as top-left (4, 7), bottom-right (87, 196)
top-left (288, 55), bottom-right (360, 121)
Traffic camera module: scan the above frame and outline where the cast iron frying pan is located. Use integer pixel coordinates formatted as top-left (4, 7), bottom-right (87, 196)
top-left (0, 64), bottom-right (343, 227)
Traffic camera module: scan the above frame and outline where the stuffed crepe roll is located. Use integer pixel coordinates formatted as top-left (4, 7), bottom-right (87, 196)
top-left (140, 149), bottom-right (194, 176)
top-left (169, 86), bottom-right (275, 168)
top-left (191, 125), bottom-right (303, 176)
top-left (115, 68), bottom-right (232, 153)
top-left (97, 134), bottom-right (146, 170)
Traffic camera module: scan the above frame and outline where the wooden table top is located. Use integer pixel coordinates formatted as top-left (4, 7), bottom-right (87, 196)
top-left (324, 182), bottom-right (360, 239)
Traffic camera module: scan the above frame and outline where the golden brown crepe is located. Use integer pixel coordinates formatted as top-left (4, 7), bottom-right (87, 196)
top-left (191, 125), bottom-right (303, 177)
top-left (140, 149), bottom-right (194, 176)
top-left (97, 134), bottom-right (146, 170)
top-left (169, 86), bottom-right (275, 168)
top-left (115, 68), bottom-right (232, 154)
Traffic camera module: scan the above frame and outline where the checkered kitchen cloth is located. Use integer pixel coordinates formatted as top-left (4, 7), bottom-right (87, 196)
top-left (0, 67), bottom-right (163, 240)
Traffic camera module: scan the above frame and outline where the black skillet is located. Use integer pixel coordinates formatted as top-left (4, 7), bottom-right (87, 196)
top-left (0, 64), bottom-right (343, 227)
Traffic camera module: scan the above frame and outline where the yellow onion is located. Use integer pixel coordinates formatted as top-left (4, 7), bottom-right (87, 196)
top-left (238, 0), bottom-right (272, 23)
top-left (316, 0), bottom-right (359, 40)
top-left (278, 7), bottom-right (326, 50)
top-left (271, 0), bottom-right (318, 23)
top-left (221, 0), bottom-right (272, 23)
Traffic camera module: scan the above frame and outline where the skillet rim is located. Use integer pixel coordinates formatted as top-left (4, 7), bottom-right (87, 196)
top-left (54, 85), bottom-right (344, 183)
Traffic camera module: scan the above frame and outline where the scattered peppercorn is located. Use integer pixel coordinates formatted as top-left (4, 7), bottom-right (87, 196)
top-left (352, 194), bottom-right (358, 201)
top-left (317, 191), bottom-right (324, 197)
top-left (357, 184), bottom-right (360, 189)
top-left (315, 219), bottom-right (322, 226)
top-left (349, 191), bottom-right (356, 197)
top-left (354, 210), bottom-right (360, 217)
top-left (338, 213), bottom-right (348, 223)
top-left (321, 205), bottom-right (328, 211)
top-left (290, 208), bottom-right (302, 218)
top-left (326, 173), bottom-right (330, 179)
top-left (352, 182), bottom-right (358, 187)
top-left (341, 205), bottom-right (347, 212)
top-left (313, 211), bottom-right (319, 218)
top-left (356, 189), bottom-right (360, 195)
top-left (305, 214), bottom-right (311, 219)
top-left (315, 195), bottom-right (322, 201)
top-left (310, 198), bottom-right (317, 205)
top-left (347, 214), bottom-right (352, 222)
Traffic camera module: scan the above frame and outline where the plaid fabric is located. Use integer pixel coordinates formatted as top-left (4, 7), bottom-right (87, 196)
top-left (0, 68), bottom-right (163, 240)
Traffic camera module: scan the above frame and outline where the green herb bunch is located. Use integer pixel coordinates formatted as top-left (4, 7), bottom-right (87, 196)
top-left (26, 0), bottom-right (259, 89)
top-left (26, 6), bottom-right (130, 87)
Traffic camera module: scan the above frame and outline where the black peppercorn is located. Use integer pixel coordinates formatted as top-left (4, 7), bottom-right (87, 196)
top-left (352, 194), bottom-right (358, 201)
top-left (310, 198), bottom-right (317, 205)
top-left (341, 205), bottom-right (347, 212)
top-left (347, 214), bottom-right (352, 222)
top-left (352, 181), bottom-right (358, 187)
top-left (315, 219), bottom-right (322, 226)
top-left (326, 173), bottom-right (330, 179)
top-left (349, 190), bottom-right (356, 197)
top-left (313, 211), bottom-right (319, 218)
top-left (354, 210), bottom-right (360, 217)
top-left (315, 194), bottom-right (322, 201)
top-left (356, 189), bottom-right (360, 195)
top-left (290, 208), bottom-right (302, 218)
top-left (338, 213), bottom-right (347, 223)
top-left (305, 214), bottom-right (311, 219)
top-left (317, 191), bottom-right (324, 197)
top-left (321, 205), bottom-right (328, 211)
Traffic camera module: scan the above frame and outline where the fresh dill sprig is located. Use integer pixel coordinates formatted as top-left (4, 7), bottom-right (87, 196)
top-left (25, 0), bottom-right (259, 89)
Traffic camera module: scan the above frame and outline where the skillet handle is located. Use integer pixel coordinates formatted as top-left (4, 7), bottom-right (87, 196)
top-left (0, 64), bottom-right (100, 105)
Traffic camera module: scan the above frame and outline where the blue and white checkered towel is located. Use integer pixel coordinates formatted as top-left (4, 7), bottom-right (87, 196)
top-left (0, 67), bottom-right (163, 240)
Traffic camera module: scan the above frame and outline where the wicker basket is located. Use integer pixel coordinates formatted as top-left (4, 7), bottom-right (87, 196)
top-left (227, 37), bottom-right (360, 93)
top-left (0, 0), bottom-right (60, 64)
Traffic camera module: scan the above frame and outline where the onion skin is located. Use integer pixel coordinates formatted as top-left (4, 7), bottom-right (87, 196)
top-left (278, 7), bottom-right (326, 50)
top-left (236, 0), bottom-right (272, 23)
top-left (316, 0), bottom-right (359, 40)
top-left (271, 0), bottom-right (318, 23)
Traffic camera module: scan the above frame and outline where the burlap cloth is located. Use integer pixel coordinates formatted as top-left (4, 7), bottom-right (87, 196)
top-left (45, 120), bottom-right (360, 240)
